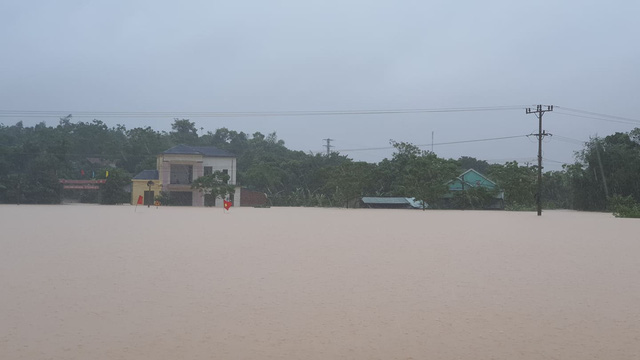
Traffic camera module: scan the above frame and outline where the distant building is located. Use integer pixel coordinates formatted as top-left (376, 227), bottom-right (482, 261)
top-left (442, 169), bottom-right (504, 209)
top-left (240, 188), bottom-right (269, 207)
top-left (131, 170), bottom-right (162, 206)
top-left (360, 169), bottom-right (503, 210)
top-left (360, 197), bottom-right (425, 209)
top-left (131, 145), bottom-right (240, 207)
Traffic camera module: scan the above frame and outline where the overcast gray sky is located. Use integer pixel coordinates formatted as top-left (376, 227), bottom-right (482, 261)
top-left (1, 0), bottom-right (639, 170)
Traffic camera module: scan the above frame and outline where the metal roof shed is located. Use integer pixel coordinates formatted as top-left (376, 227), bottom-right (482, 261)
top-left (360, 197), bottom-right (425, 209)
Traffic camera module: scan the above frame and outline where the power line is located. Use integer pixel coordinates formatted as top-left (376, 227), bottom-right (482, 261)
top-left (553, 134), bottom-right (588, 145)
top-left (4, 134), bottom-right (529, 158)
top-left (334, 134), bottom-right (528, 153)
top-left (0, 105), bottom-right (533, 118)
top-left (485, 157), bottom-right (537, 163)
top-left (555, 111), bottom-right (640, 125)
top-left (3, 105), bottom-right (637, 128)
top-left (542, 157), bottom-right (570, 164)
top-left (555, 106), bottom-right (640, 123)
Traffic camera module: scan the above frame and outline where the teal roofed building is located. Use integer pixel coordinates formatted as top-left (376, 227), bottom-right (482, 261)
top-left (443, 169), bottom-right (504, 209)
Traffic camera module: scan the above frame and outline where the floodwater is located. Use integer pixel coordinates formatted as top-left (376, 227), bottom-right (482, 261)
top-left (1, 205), bottom-right (639, 359)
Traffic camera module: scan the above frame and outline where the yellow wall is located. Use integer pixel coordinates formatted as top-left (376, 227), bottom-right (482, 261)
top-left (131, 180), bottom-right (163, 205)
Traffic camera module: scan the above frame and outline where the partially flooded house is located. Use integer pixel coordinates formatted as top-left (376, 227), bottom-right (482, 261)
top-left (131, 145), bottom-right (240, 207)
top-left (442, 169), bottom-right (504, 209)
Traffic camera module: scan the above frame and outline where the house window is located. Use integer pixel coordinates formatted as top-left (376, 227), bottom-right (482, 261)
top-left (204, 166), bottom-right (213, 176)
top-left (170, 164), bottom-right (193, 184)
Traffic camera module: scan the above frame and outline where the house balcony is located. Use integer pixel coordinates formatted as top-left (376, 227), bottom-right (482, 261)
top-left (169, 164), bottom-right (193, 187)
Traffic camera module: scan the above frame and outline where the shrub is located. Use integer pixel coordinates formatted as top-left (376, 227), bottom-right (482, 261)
top-left (155, 191), bottom-right (173, 206)
top-left (609, 195), bottom-right (640, 218)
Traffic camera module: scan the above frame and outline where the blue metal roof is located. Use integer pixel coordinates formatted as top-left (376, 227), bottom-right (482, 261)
top-left (362, 197), bottom-right (410, 204)
top-left (361, 197), bottom-right (426, 208)
top-left (132, 170), bottom-right (159, 180)
top-left (162, 144), bottom-right (235, 157)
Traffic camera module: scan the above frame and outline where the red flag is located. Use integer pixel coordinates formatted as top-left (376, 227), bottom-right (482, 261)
top-left (137, 195), bottom-right (144, 205)
top-left (223, 200), bottom-right (232, 210)
top-left (81, 169), bottom-right (85, 176)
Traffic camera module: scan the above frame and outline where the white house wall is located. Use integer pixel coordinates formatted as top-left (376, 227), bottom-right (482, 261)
top-left (202, 157), bottom-right (237, 185)
top-left (155, 154), bottom-right (237, 207)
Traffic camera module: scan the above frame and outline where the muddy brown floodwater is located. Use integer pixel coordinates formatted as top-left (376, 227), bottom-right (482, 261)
top-left (1, 205), bottom-right (639, 359)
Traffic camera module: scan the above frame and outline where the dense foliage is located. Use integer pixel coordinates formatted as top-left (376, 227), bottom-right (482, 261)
top-left (1, 117), bottom-right (639, 212)
top-left (609, 195), bottom-right (640, 218)
top-left (191, 171), bottom-right (236, 207)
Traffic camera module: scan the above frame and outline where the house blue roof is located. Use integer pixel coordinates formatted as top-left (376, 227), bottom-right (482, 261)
top-left (132, 170), bottom-right (159, 180)
top-left (448, 169), bottom-right (498, 191)
top-left (162, 144), bottom-right (235, 157)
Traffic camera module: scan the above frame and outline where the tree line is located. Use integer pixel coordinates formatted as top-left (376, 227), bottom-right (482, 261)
top-left (1, 117), bottom-right (639, 212)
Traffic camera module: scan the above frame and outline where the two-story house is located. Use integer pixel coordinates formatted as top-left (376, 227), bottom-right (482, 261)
top-left (132, 144), bottom-right (240, 207)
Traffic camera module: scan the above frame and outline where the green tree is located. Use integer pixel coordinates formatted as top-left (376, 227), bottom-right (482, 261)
top-left (123, 126), bottom-right (171, 174)
top-left (400, 153), bottom-right (458, 209)
top-left (541, 170), bottom-right (572, 209)
top-left (450, 186), bottom-right (499, 210)
top-left (170, 118), bottom-right (199, 145)
top-left (487, 161), bottom-right (537, 209)
top-left (457, 156), bottom-right (490, 174)
top-left (0, 174), bottom-right (26, 204)
top-left (325, 161), bottom-right (376, 208)
top-left (387, 141), bottom-right (458, 209)
top-left (191, 171), bottom-right (236, 206)
top-left (567, 130), bottom-right (640, 211)
top-left (609, 195), bottom-right (640, 218)
top-left (200, 127), bottom-right (249, 155)
top-left (100, 168), bottom-right (131, 204)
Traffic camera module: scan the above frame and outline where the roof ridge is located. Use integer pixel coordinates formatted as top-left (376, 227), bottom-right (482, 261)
top-left (162, 144), bottom-right (235, 157)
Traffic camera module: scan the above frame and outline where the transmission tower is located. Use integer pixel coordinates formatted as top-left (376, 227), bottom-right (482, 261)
top-left (323, 138), bottom-right (334, 156)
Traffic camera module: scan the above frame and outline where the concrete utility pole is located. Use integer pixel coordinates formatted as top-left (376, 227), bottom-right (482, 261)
top-left (526, 105), bottom-right (553, 216)
top-left (593, 136), bottom-right (609, 199)
top-left (323, 138), bottom-right (334, 156)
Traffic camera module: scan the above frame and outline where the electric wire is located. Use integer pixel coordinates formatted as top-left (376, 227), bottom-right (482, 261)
top-left (6, 134), bottom-right (530, 157)
top-left (554, 111), bottom-right (640, 126)
top-left (0, 105), bottom-right (533, 118)
top-left (542, 157), bottom-right (570, 164)
top-left (553, 135), bottom-right (588, 145)
top-left (555, 106), bottom-right (640, 123)
top-left (335, 134), bottom-right (528, 153)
